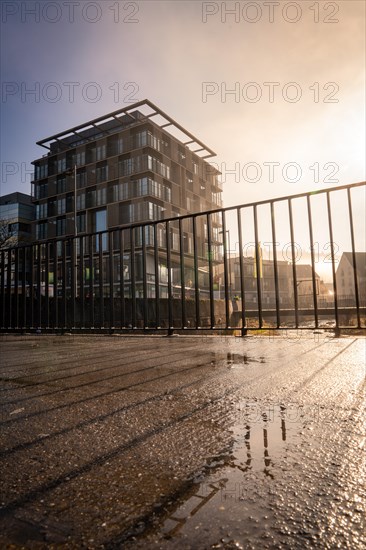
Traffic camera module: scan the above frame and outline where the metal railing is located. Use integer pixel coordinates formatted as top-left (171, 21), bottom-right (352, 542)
top-left (1, 182), bottom-right (365, 334)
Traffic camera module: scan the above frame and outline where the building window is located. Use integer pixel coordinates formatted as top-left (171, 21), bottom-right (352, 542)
top-left (35, 182), bottom-right (48, 199)
top-left (76, 169), bottom-right (87, 188)
top-left (135, 130), bottom-right (163, 151)
top-left (187, 196), bottom-right (195, 211)
top-left (136, 131), bottom-right (147, 148)
top-left (147, 156), bottom-right (170, 179)
top-left (193, 161), bottom-right (198, 175)
top-left (57, 176), bottom-right (66, 194)
top-left (96, 144), bottom-right (106, 161)
top-left (57, 197), bottom-right (66, 215)
top-left (96, 187), bottom-right (107, 206)
top-left (86, 188), bottom-right (96, 208)
top-left (76, 192), bottom-right (86, 210)
top-left (56, 157), bottom-right (66, 173)
top-left (96, 163), bottom-right (108, 183)
top-left (77, 212), bottom-right (86, 233)
top-left (36, 202), bottom-right (48, 220)
top-left (72, 151), bottom-right (85, 166)
top-left (34, 163), bottom-right (48, 180)
top-left (56, 217), bottom-right (66, 236)
top-left (36, 222), bottom-right (47, 240)
top-left (119, 156), bottom-right (142, 177)
top-left (119, 158), bottom-right (133, 176)
top-left (91, 208), bottom-right (107, 233)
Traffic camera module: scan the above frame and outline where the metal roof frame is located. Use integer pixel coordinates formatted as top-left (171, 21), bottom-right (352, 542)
top-left (36, 99), bottom-right (217, 159)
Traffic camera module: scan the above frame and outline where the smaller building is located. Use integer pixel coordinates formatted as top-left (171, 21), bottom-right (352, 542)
top-left (336, 252), bottom-right (366, 303)
top-left (0, 192), bottom-right (35, 248)
top-left (216, 256), bottom-right (323, 307)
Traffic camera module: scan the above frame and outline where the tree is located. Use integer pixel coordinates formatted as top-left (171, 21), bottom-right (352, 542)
top-left (0, 218), bottom-right (18, 250)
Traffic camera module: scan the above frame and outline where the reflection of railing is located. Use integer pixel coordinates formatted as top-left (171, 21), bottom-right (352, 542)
top-left (0, 182), bottom-right (365, 333)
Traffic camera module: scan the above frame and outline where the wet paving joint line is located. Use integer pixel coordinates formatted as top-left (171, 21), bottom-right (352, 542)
top-left (105, 479), bottom-right (223, 549)
top-left (0, 355), bottom-right (219, 427)
top-left (0, 344), bottom-right (205, 391)
top-left (0, 346), bottom-right (129, 374)
top-left (0, 353), bottom-right (303, 458)
top-left (293, 338), bottom-right (358, 391)
top-left (0, 339), bottom-right (205, 375)
top-left (0, 341), bottom-right (336, 460)
top-left (0, 339), bottom-right (329, 429)
top-left (107, 351), bottom-right (366, 548)
top-left (0, 351), bottom-right (215, 411)
top-left (0, 382), bottom-right (246, 517)
top-left (0, 364), bottom-right (235, 458)
top-left (0, 347), bottom-right (203, 382)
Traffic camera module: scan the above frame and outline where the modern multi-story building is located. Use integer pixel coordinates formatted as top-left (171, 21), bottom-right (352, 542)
top-left (31, 100), bottom-right (223, 301)
top-left (0, 192), bottom-right (34, 248)
top-left (31, 100), bottom-right (222, 241)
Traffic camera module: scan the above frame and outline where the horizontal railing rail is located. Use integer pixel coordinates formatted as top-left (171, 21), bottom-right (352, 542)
top-left (1, 182), bottom-right (365, 334)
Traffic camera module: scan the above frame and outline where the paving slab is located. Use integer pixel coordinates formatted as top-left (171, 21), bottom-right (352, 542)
top-left (0, 333), bottom-right (365, 549)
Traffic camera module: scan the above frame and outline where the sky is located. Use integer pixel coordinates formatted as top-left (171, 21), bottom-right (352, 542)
top-left (0, 0), bottom-right (365, 271)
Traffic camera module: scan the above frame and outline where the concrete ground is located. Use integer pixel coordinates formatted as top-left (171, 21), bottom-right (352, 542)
top-left (0, 332), bottom-right (365, 549)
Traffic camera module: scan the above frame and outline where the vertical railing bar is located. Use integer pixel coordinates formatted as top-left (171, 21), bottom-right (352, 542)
top-left (0, 250), bottom-right (5, 329)
top-left (70, 237), bottom-right (76, 329)
top-left (53, 243), bottom-right (58, 329)
top-left (307, 195), bottom-right (319, 328)
top-left (192, 216), bottom-right (200, 328)
top-left (22, 246), bottom-right (27, 330)
top-left (222, 211), bottom-right (230, 329)
top-left (80, 236), bottom-right (84, 328)
top-left (14, 247), bottom-right (19, 328)
top-left (253, 205), bottom-right (263, 329)
top-left (37, 244), bottom-right (42, 329)
top-left (179, 218), bottom-right (186, 329)
top-left (89, 236), bottom-right (94, 328)
top-left (288, 199), bottom-right (299, 328)
top-left (237, 207), bottom-right (247, 332)
top-left (6, 249), bottom-right (12, 329)
top-left (130, 227), bottom-right (136, 329)
top-left (207, 213), bottom-right (215, 329)
top-left (120, 229), bottom-right (125, 329)
top-left (62, 240), bottom-right (67, 329)
top-left (30, 246), bottom-right (34, 328)
top-left (45, 242), bottom-right (49, 328)
top-left (347, 187), bottom-right (361, 328)
top-left (326, 191), bottom-right (339, 329)
top-left (98, 233), bottom-right (104, 328)
top-left (270, 202), bottom-right (281, 329)
top-left (109, 232), bottom-right (115, 330)
top-left (154, 224), bottom-right (160, 329)
top-left (166, 221), bottom-right (173, 333)
top-left (142, 226), bottom-right (148, 329)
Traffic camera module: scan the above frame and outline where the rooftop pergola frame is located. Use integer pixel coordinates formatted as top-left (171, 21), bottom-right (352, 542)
top-left (36, 99), bottom-right (217, 160)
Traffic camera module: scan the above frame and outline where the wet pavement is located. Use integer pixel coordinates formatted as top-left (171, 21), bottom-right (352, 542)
top-left (0, 332), bottom-right (365, 549)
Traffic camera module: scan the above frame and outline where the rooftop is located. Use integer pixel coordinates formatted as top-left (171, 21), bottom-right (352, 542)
top-left (36, 99), bottom-right (217, 159)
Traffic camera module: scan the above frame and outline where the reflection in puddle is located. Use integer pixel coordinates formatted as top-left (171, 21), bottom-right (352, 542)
top-left (153, 403), bottom-right (304, 545)
top-left (226, 352), bottom-right (265, 366)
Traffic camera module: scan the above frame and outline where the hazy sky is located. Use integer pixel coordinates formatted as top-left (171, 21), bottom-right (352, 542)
top-left (1, 0), bottom-right (365, 210)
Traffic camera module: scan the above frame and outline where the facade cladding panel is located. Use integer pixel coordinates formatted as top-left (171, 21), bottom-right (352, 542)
top-left (31, 100), bottom-right (222, 241)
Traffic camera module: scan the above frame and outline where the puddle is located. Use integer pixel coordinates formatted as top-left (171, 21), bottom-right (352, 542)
top-left (141, 403), bottom-right (306, 547)
top-left (226, 352), bottom-right (265, 367)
